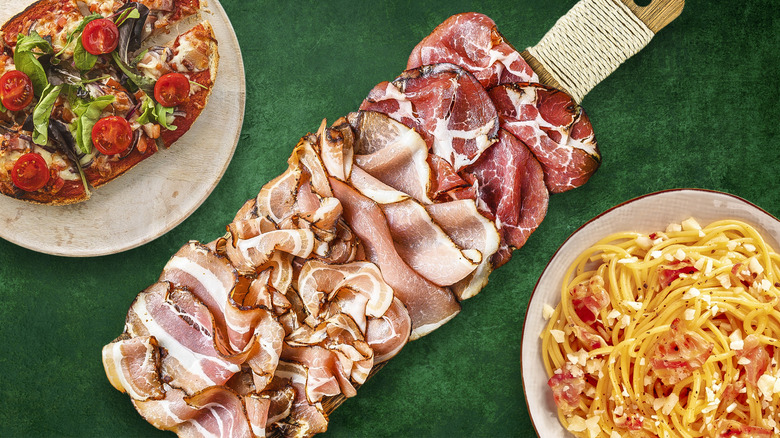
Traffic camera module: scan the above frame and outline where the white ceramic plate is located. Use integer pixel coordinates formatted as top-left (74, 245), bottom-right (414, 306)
top-left (0, 0), bottom-right (245, 257)
top-left (520, 189), bottom-right (780, 437)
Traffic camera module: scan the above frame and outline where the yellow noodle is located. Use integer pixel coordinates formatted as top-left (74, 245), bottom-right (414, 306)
top-left (541, 219), bottom-right (780, 437)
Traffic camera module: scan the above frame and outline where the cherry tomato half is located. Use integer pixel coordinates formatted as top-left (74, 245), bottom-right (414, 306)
top-left (81, 18), bottom-right (119, 55)
top-left (154, 72), bottom-right (190, 107)
top-left (11, 153), bottom-right (50, 192)
top-left (0, 70), bottom-right (34, 111)
top-left (92, 116), bottom-right (133, 155)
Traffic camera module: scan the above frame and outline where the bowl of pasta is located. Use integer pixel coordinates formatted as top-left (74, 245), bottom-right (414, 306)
top-left (521, 188), bottom-right (780, 438)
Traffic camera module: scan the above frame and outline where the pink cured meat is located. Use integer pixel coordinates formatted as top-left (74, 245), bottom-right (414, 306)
top-left (464, 129), bottom-right (548, 267)
top-left (361, 63), bottom-right (499, 172)
top-left (407, 12), bottom-right (538, 88)
top-left (488, 83), bottom-right (600, 193)
top-left (329, 177), bottom-right (460, 340)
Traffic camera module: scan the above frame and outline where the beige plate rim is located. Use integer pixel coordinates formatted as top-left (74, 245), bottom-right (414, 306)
top-left (0, 0), bottom-right (245, 257)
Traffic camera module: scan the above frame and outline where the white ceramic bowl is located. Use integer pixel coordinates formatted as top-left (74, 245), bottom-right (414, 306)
top-left (520, 189), bottom-right (780, 437)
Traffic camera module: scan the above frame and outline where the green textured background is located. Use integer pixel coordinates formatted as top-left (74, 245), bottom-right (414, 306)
top-left (1, 0), bottom-right (779, 436)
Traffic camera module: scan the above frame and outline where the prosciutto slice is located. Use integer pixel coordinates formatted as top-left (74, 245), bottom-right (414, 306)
top-left (330, 177), bottom-right (460, 340)
top-left (407, 12), bottom-right (538, 88)
top-left (488, 83), bottom-right (600, 193)
top-left (361, 63), bottom-right (499, 171)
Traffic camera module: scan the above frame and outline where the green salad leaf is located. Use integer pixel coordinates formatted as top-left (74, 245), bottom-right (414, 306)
top-left (32, 83), bottom-right (62, 145)
top-left (14, 31), bottom-right (53, 95)
top-left (69, 95), bottom-right (116, 154)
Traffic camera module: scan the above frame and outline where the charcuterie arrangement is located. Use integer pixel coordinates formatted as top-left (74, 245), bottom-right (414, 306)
top-left (101, 11), bottom-right (601, 437)
top-left (541, 218), bottom-right (780, 437)
top-left (0, 0), bottom-right (217, 205)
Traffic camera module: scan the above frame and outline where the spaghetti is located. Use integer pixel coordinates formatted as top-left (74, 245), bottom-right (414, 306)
top-left (541, 218), bottom-right (780, 438)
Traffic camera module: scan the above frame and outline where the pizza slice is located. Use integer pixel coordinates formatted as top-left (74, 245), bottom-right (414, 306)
top-left (0, 0), bottom-right (218, 204)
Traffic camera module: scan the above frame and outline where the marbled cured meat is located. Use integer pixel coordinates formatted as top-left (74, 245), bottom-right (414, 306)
top-left (463, 129), bottom-right (549, 267)
top-left (407, 12), bottom-right (538, 88)
top-left (488, 83), bottom-right (600, 193)
top-left (361, 63), bottom-right (499, 172)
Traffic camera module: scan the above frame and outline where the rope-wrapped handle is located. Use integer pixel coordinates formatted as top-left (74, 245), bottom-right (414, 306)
top-left (522, 0), bottom-right (684, 102)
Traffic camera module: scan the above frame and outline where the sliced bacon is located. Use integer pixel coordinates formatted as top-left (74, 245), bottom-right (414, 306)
top-left (650, 318), bottom-right (713, 385)
top-left (125, 282), bottom-right (241, 394)
top-left (330, 177), bottom-right (460, 340)
top-left (547, 362), bottom-right (586, 414)
top-left (281, 344), bottom-right (355, 403)
top-left (225, 229), bottom-right (316, 274)
top-left (407, 12), bottom-right (538, 88)
top-left (658, 260), bottom-right (698, 289)
top-left (715, 420), bottom-right (773, 438)
top-left (361, 63), bottom-right (499, 171)
top-left (366, 297), bottom-right (412, 363)
top-left (349, 110), bottom-right (433, 204)
top-left (132, 386), bottom-right (254, 438)
top-left (296, 259), bottom-right (394, 322)
top-left (735, 334), bottom-right (771, 386)
top-left (488, 83), bottom-right (600, 193)
top-left (317, 117), bottom-right (354, 181)
top-left (272, 361), bottom-right (329, 435)
top-left (570, 275), bottom-right (610, 326)
top-left (101, 336), bottom-right (164, 401)
top-left (463, 129), bottom-right (548, 267)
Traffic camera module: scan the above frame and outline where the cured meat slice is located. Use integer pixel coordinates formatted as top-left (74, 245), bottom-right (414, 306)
top-left (132, 385), bottom-right (255, 438)
top-left (361, 63), bottom-right (499, 171)
top-left (381, 199), bottom-right (480, 287)
top-left (366, 297), bottom-right (411, 363)
top-left (125, 282), bottom-right (240, 394)
top-left (488, 83), bottom-right (600, 193)
top-left (102, 336), bottom-right (164, 402)
top-left (330, 177), bottom-right (460, 340)
top-left (425, 199), bottom-right (501, 299)
top-left (463, 129), bottom-right (549, 267)
top-left (407, 12), bottom-right (538, 88)
top-left (349, 111), bottom-right (433, 204)
top-left (297, 259), bottom-right (394, 322)
top-left (272, 361), bottom-right (329, 436)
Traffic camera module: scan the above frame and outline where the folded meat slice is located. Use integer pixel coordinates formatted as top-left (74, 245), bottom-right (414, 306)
top-left (463, 129), bottom-right (549, 267)
top-left (407, 12), bottom-right (538, 88)
top-left (102, 336), bottom-right (164, 402)
top-left (381, 199), bottom-right (480, 287)
top-left (361, 63), bottom-right (499, 171)
top-left (132, 385), bottom-right (255, 438)
top-left (272, 361), bottom-right (329, 436)
top-left (297, 259), bottom-right (394, 323)
top-left (366, 297), bottom-right (411, 363)
top-left (425, 199), bottom-right (501, 299)
top-left (125, 282), bottom-right (241, 395)
top-left (488, 83), bottom-right (599, 193)
top-left (330, 177), bottom-right (460, 340)
top-left (225, 229), bottom-right (316, 274)
top-left (348, 111), bottom-right (433, 204)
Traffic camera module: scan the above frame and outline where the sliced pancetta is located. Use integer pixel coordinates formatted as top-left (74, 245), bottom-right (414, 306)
top-left (366, 297), bottom-right (412, 363)
top-left (488, 82), bottom-right (600, 193)
top-left (125, 282), bottom-right (240, 395)
top-left (407, 12), bottom-right (538, 88)
top-left (132, 385), bottom-right (254, 438)
top-left (102, 335), bottom-right (164, 402)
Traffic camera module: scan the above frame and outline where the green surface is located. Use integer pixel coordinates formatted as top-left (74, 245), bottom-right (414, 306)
top-left (1, 0), bottom-right (779, 436)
